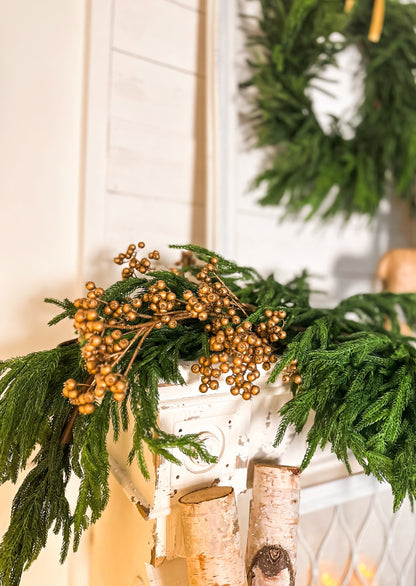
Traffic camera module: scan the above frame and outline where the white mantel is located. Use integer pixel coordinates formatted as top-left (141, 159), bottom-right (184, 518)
top-left (107, 363), bottom-right (363, 584)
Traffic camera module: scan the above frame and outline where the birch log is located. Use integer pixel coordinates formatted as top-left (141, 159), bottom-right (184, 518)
top-left (246, 464), bottom-right (301, 586)
top-left (179, 486), bottom-right (247, 586)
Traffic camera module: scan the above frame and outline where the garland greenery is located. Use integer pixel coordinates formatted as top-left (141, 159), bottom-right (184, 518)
top-left (2, 242), bottom-right (416, 584)
top-left (242, 0), bottom-right (416, 220)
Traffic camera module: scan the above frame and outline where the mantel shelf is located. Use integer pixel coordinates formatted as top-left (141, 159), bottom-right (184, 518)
top-left (107, 363), bottom-right (363, 567)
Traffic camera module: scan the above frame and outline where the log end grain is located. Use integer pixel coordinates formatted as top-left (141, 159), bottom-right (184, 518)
top-left (179, 486), bottom-right (233, 505)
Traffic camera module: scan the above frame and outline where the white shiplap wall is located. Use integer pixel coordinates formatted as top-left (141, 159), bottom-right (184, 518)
top-left (83, 0), bottom-right (207, 288)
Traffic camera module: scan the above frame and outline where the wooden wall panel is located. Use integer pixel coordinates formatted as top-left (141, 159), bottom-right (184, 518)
top-left (113, 0), bottom-right (206, 75)
top-left (108, 50), bottom-right (206, 205)
top-left (106, 192), bottom-right (205, 267)
top-left (108, 123), bottom-right (203, 203)
top-left (234, 208), bottom-right (381, 271)
top-left (97, 0), bottom-right (208, 267)
top-left (165, 0), bottom-right (206, 12)
top-left (111, 51), bottom-right (205, 140)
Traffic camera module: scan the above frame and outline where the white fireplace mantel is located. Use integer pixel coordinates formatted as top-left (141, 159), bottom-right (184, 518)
top-left (107, 363), bottom-right (365, 584)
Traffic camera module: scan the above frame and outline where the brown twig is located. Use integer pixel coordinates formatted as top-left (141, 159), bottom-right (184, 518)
top-left (289, 325), bottom-right (307, 332)
top-left (110, 328), bottom-right (145, 369)
top-left (215, 274), bottom-right (248, 316)
top-left (60, 406), bottom-right (80, 445)
top-left (124, 323), bottom-right (156, 375)
top-left (242, 302), bottom-right (256, 313)
top-left (57, 338), bottom-right (77, 347)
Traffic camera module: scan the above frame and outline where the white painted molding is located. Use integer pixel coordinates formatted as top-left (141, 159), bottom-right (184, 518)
top-left (206, 0), bottom-right (238, 256)
top-left (108, 454), bottom-right (152, 519)
top-left (81, 0), bottom-right (113, 281)
top-left (205, 0), bottom-right (218, 250)
top-left (300, 473), bottom-right (389, 516)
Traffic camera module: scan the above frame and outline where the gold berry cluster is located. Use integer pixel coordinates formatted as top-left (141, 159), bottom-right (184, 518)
top-left (282, 359), bottom-right (302, 384)
top-left (114, 241), bottom-right (160, 280)
top-left (63, 243), bottom-right (184, 414)
top-left (62, 280), bottom-right (137, 413)
top-left (62, 378), bottom-right (95, 414)
top-left (191, 308), bottom-right (301, 400)
top-left (62, 242), bottom-right (301, 414)
top-left (142, 281), bottom-right (179, 328)
top-left (184, 256), bottom-right (246, 320)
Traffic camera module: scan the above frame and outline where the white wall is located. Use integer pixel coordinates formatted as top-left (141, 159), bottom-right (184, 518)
top-left (0, 1), bottom-right (88, 585)
top-left (83, 0), bottom-right (208, 289)
top-left (0, 0), bottom-right (87, 358)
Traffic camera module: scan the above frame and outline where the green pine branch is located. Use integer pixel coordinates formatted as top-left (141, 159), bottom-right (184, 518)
top-left (71, 394), bottom-right (112, 551)
top-left (274, 293), bottom-right (416, 510)
top-left (242, 0), bottom-right (416, 219)
top-left (0, 400), bottom-right (72, 586)
top-left (2, 244), bottom-right (416, 583)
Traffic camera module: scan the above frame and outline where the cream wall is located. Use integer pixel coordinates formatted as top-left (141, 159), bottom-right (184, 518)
top-left (0, 1), bottom-right (88, 585)
top-left (0, 0), bottom-right (87, 359)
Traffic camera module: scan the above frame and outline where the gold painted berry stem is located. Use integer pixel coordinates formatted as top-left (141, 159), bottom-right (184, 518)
top-left (124, 324), bottom-right (156, 376)
top-left (344, 0), bottom-right (354, 13)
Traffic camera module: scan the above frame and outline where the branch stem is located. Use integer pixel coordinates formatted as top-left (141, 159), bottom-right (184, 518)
top-left (60, 406), bottom-right (80, 445)
top-left (125, 324), bottom-right (156, 375)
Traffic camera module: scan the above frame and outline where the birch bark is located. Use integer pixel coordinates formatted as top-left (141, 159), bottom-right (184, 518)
top-left (179, 486), bottom-right (247, 586)
top-left (246, 464), bottom-right (301, 586)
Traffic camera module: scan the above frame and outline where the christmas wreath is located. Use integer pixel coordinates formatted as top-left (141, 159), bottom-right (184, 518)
top-left (243, 0), bottom-right (416, 219)
top-left (2, 242), bottom-right (416, 585)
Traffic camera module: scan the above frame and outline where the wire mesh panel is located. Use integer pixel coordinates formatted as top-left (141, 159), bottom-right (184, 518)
top-left (296, 475), bottom-right (416, 586)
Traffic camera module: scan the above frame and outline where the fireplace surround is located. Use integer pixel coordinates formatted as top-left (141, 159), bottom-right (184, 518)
top-left (297, 475), bottom-right (416, 585)
top-left (106, 366), bottom-right (416, 586)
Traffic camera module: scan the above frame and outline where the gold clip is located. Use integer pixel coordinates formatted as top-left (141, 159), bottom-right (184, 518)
top-left (345, 0), bottom-right (385, 43)
top-left (344, 0), bottom-right (355, 13)
top-left (368, 0), bottom-right (385, 42)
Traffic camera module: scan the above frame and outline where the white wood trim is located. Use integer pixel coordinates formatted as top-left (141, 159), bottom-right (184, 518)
top-left (205, 0), bottom-right (218, 250)
top-left (81, 0), bottom-right (114, 281)
top-left (300, 473), bottom-right (389, 516)
top-left (205, 0), bottom-right (216, 249)
top-left (208, 0), bottom-right (238, 257)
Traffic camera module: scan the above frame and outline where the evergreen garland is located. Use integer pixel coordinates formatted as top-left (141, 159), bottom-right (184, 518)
top-left (1, 242), bottom-right (416, 584)
top-left (242, 0), bottom-right (416, 219)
